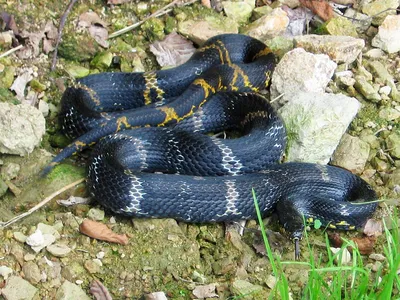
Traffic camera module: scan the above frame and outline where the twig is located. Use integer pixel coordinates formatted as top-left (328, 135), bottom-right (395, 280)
top-left (0, 178), bottom-right (85, 229)
top-left (0, 45), bottom-right (23, 59)
top-left (51, 0), bottom-right (79, 71)
top-left (108, 0), bottom-right (199, 39)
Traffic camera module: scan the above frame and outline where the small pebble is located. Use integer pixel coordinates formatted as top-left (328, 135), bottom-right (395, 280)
top-left (379, 86), bottom-right (391, 95)
top-left (96, 251), bottom-right (105, 259)
top-left (24, 253), bottom-right (36, 261)
top-left (13, 231), bottom-right (27, 243)
top-left (369, 253), bottom-right (386, 261)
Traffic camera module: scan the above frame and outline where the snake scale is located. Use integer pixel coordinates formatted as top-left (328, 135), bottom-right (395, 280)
top-left (45, 34), bottom-right (377, 255)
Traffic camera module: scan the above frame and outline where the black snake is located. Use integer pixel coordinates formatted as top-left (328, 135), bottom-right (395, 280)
top-left (45, 34), bottom-right (377, 256)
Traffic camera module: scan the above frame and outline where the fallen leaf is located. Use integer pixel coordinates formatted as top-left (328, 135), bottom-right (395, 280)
top-left (328, 232), bottom-right (377, 255)
top-left (78, 11), bottom-right (108, 28)
top-left (363, 219), bottom-right (383, 237)
top-left (193, 284), bottom-right (218, 299)
top-left (149, 32), bottom-right (196, 67)
top-left (79, 219), bottom-right (129, 245)
top-left (299, 0), bottom-right (334, 21)
top-left (90, 279), bottom-right (113, 300)
top-left (282, 6), bottom-right (315, 36)
top-left (57, 195), bottom-right (91, 207)
top-left (0, 12), bottom-right (19, 35)
top-left (89, 25), bottom-right (109, 48)
top-left (10, 71), bottom-right (33, 101)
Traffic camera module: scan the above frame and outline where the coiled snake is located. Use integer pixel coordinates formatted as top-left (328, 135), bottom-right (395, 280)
top-left (45, 34), bottom-right (377, 257)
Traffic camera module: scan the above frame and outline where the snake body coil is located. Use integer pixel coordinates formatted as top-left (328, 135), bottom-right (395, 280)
top-left (48, 34), bottom-right (377, 245)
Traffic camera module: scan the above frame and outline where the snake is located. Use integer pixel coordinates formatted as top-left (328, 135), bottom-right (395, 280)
top-left (45, 34), bottom-right (377, 257)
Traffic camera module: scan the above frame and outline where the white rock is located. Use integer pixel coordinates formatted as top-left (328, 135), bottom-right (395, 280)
top-left (279, 92), bottom-right (360, 164)
top-left (372, 15), bottom-right (400, 53)
top-left (0, 266), bottom-right (13, 279)
top-left (46, 243), bottom-right (72, 258)
top-left (0, 103), bottom-right (46, 156)
top-left (379, 86), bottom-right (391, 95)
top-left (271, 48), bottom-right (337, 106)
top-left (26, 229), bottom-right (45, 247)
top-left (38, 100), bottom-right (49, 117)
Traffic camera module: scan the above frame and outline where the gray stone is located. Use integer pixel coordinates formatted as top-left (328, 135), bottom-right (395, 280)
top-left (354, 76), bottom-right (381, 102)
top-left (344, 8), bottom-right (371, 32)
top-left (178, 16), bottom-right (238, 45)
top-left (279, 92), bottom-right (360, 164)
top-left (379, 108), bottom-right (400, 121)
top-left (1, 162), bottom-right (20, 181)
top-left (271, 48), bottom-right (336, 106)
top-left (1, 276), bottom-right (38, 300)
top-left (0, 103), bottom-right (46, 156)
top-left (372, 15), bottom-right (400, 53)
top-left (38, 223), bottom-right (61, 239)
top-left (0, 265), bottom-right (13, 279)
top-left (368, 61), bottom-right (394, 84)
top-left (55, 280), bottom-right (91, 300)
top-left (386, 132), bottom-right (400, 159)
top-left (222, 1), bottom-right (253, 24)
top-left (242, 8), bottom-right (289, 41)
top-left (231, 279), bottom-right (267, 298)
top-left (84, 259), bottom-right (102, 274)
top-left (47, 243), bottom-right (72, 258)
top-left (87, 207), bottom-right (105, 221)
top-left (362, 0), bottom-right (399, 26)
top-left (364, 48), bottom-right (385, 59)
top-left (294, 35), bottom-right (364, 64)
top-left (13, 231), bottom-right (27, 243)
top-left (331, 134), bottom-right (370, 174)
top-left (387, 169), bottom-right (400, 189)
top-left (22, 261), bottom-right (41, 284)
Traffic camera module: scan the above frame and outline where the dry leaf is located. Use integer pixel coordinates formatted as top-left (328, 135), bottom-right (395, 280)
top-left (89, 25), bottom-right (109, 48)
top-left (0, 12), bottom-right (19, 36)
top-left (299, 0), bottom-right (334, 21)
top-left (79, 219), bottom-right (129, 245)
top-left (10, 71), bottom-right (33, 101)
top-left (57, 195), bottom-right (91, 207)
top-left (149, 32), bottom-right (196, 67)
top-left (328, 232), bottom-right (377, 255)
top-left (363, 219), bottom-right (383, 237)
top-left (78, 11), bottom-right (108, 28)
top-left (193, 284), bottom-right (218, 298)
top-left (90, 279), bottom-right (113, 300)
top-left (283, 6), bottom-right (315, 36)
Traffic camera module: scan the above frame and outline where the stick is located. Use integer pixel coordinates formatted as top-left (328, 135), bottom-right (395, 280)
top-left (0, 45), bottom-right (23, 59)
top-left (51, 0), bottom-right (79, 71)
top-left (108, 0), bottom-right (199, 39)
top-left (0, 178), bottom-right (85, 228)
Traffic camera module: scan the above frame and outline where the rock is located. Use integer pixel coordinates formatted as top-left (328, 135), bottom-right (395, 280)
top-left (0, 103), bottom-right (46, 156)
top-left (242, 8), bottom-right (289, 41)
top-left (372, 15), bottom-right (400, 54)
top-left (386, 132), bottom-right (400, 159)
top-left (270, 48), bottom-right (337, 106)
top-left (0, 65), bottom-right (16, 88)
top-left (387, 169), bottom-right (400, 189)
top-left (178, 16), bottom-right (238, 45)
top-left (87, 207), bottom-right (105, 221)
top-left (0, 178), bottom-right (8, 197)
top-left (252, 6), bottom-right (273, 20)
top-left (90, 52), bottom-right (113, 71)
top-left (368, 61), bottom-right (394, 85)
top-left (323, 17), bottom-right (358, 37)
top-left (331, 134), bottom-right (370, 174)
top-left (330, 247), bottom-right (352, 264)
top-left (361, 0), bottom-right (398, 26)
top-left (26, 229), bottom-right (56, 253)
top-left (231, 279), bottom-right (267, 298)
top-left (66, 65), bottom-right (90, 78)
top-left (144, 292), bottom-right (168, 300)
top-left (354, 76), bottom-right (381, 102)
top-left (84, 259), bottom-right (102, 274)
top-left (22, 261), bottom-right (41, 284)
top-left (372, 157), bottom-right (389, 172)
top-left (379, 86), bottom-right (391, 96)
top-left (38, 100), bottom-right (49, 117)
top-left (13, 231), bottom-right (27, 243)
top-left (0, 30), bottom-right (13, 47)
top-left (222, 1), bottom-right (253, 24)
top-left (294, 35), bottom-right (364, 64)
top-left (279, 92), bottom-right (360, 164)
top-left (47, 243), bottom-right (72, 258)
top-left (1, 276), bottom-right (38, 300)
top-left (379, 108), bottom-right (400, 121)
top-left (55, 280), bottom-right (91, 300)
top-left (0, 265), bottom-right (13, 279)
top-left (364, 48), bottom-right (385, 59)
top-left (38, 222), bottom-right (61, 239)
top-left (265, 274), bottom-right (277, 289)
top-left (1, 162), bottom-right (20, 180)
top-left (359, 130), bottom-right (380, 149)
top-left (343, 8), bottom-right (371, 33)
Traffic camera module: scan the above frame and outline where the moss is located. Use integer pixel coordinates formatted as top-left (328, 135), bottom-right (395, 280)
top-left (44, 164), bottom-right (85, 184)
top-left (58, 32), bottom-right (102, 62)
top-left (0, 87), bottom-right (19, 104)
